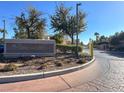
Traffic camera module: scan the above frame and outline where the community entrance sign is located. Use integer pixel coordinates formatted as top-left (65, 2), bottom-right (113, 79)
top-left (4, 39), bottom-right (56, 57)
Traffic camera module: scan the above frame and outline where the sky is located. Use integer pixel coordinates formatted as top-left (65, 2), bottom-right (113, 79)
top-left (0, 1), bottom-right (124, 44)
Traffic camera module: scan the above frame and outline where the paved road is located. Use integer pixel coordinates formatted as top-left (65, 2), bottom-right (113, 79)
top-left (0, 50), bottom-right (124, 92)
top-left (64, 49), bottom-right (124, 92)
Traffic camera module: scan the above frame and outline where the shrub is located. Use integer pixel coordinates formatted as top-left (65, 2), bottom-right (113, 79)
top-left (3, 63), bottom-right (18, 71)
top-left (80, 52), bottom-right (92, 61)
top-left (54, 60), bottom-right (63, 67)
top-left (82, 58), bottom-right (87, 63)
top-left (23, 61), bottom-right (34, 66)
top-left (81, 52), bottom-right (89, 57)
top-left (76, 59), bottom-right (83, 64)
top-left (76, 58), bottom-right (87, 64)
top-left (37, 63), bottom-right (47, 70)
top-left (50, 33), bottom-right (64, 44)
top-left (56, 44), bottom-right (83, 53)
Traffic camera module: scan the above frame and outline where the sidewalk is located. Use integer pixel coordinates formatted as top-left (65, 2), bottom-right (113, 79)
top-left (0, 60), bottom-right (102, 92)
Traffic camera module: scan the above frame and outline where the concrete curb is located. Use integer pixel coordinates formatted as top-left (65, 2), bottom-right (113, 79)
top-left (0, 57), bottom-right (95, 84)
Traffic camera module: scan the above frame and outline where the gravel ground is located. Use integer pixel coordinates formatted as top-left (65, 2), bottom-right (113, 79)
top-left (0, 53), bottom-right (91, 76)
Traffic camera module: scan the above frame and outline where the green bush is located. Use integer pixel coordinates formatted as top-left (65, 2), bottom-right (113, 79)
top-left (51, 33), bottom-right (64, 44)
top-left (56, 44), bottom-right (83, 53)
top-left (3, 63), bottom-right (18, 71)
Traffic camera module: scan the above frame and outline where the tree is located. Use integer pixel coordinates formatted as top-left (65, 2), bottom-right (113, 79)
top-left (51, 4), bottom-right (70, 33)
top-left (14, 7), bottom-right (46, 39)
top-left (66, 15), bottom-right (76, 44)
top-left (99, 35), bottom-right (106, 42)
top-left (80, 41), bottom-right (83, 45)
top-left (109, 31), bottom-right (122, 46)
top-left (94, 32), bottom-right (99, 42)
top-left (109, 35), bottom-right (120, 46)
top-left (0, 29), bottom-right (4, 33)
top-left (0, 29), bottom-right (4, 43)
top-left (14, 28), bottom-right (27, 39)
top-left (50, 33), bottom-right (64, 44)
top-left (66, 12), bottom-right (86, 44)
top-left (118, 30), bottom-right (124, 40)
top-left (51, 4), bottom-right (86, 44)
top-left (0, 28), bottom-right (7, 43)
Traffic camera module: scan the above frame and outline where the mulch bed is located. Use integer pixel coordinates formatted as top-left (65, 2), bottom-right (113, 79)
top-left (0, 53), bottom-right (91, 76)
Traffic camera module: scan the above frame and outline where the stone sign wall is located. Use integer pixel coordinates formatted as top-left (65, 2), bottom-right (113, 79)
top-left (4, 39), bottom-right (56, 58)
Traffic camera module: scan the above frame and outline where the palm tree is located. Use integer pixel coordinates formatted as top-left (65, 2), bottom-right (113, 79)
top-left (0, 29), bottom-right (4, 33)
top-left (94, 32), bottom-right (100, 42)
top-left (0, 28), bottom-right (7, 43)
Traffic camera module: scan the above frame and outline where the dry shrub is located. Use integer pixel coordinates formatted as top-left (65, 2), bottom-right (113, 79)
top-left (3, 63), bottom-right (18, 71)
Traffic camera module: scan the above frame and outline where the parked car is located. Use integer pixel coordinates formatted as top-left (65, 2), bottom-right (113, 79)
top-left (0, 45), bottom-right (4, 53)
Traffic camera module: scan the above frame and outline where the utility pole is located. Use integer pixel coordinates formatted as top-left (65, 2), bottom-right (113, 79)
top-left (76, 3), bottom-right (81, 58)
top-left (3, 20), bottom-right (5, 43)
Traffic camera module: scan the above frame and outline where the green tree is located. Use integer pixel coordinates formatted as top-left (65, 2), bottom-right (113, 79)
top-left (66, 12), bottom-right (86, 44)
top-left (51, 4), bottom-right (86, 44)
top-left (14, 7), bottom-right (46, 39)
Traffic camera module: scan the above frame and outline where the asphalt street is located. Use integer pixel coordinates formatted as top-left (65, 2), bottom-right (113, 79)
top-left (63, 49), bottom-right (124, 92)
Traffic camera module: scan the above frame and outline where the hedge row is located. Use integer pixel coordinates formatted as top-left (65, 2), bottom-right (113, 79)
top-left (56, 44), bottom-right (83, 53)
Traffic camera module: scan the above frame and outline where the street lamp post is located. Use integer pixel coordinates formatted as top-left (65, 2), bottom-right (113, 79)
top-left (76, 3), bottom-right (81, 58)
top-left (3, 20), bottom-right (5, 43)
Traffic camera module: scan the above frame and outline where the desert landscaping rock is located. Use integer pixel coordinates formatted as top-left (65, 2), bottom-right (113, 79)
top-left (0, 57), bottom-right (94, 83)
top-left (0, 53), bottom-right (90, 76)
